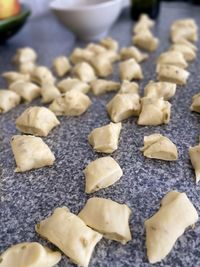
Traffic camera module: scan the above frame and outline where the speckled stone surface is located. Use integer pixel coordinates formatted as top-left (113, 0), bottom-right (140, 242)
top-left (1, 2), bottom-right (200, 267)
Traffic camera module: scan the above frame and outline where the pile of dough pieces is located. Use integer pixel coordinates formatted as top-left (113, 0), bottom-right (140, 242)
top-left (0, 15), bottom-right (199, 267)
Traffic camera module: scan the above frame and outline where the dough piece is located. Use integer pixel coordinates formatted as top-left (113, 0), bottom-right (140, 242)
top-left (0, 90), bottom-right (21, 113)
top-left (84, 156), bottom-right (123, 193)
top-left (189, 144), bottom-right (200, 183)
top-left (157, 65), bottom-right (190, 85)
top-left (89, 54), bottom-right (113, 78)
top-left (0, 242), bottom-right (61, 267)
top-left (19, 62), bottom-right (35, 75)
top-left (176, 39), bottom-right (197, 52)
top-left (133, 14), bottom-right (155, 34)
top-left (119, 59), bottom-right (143, 81)
top-left (120, 46), bottom-right (148, 62)
top-left (31, 66), bottom-right (55, 85)
top-left (170, 19), bottom-right (198, 43)
top-left (9, 81), bottom-right (40, 102)
top-left (16, 106), bottom-right (60, 137)
top-left (190, 93), bottom-right (200, 113)
top-left (86, 43), bottom-right (107, 54)
top-left (78, 197), bottom-right (132, 244)
top-left (145, 191), bottom-right (198, 264)
top-left (118, 80), bottom-right (139, 94)
top-left (49, 90), bottom-right (92, 116)
top-left (2, 71), bottom-right (30, 85)
top-left (13, 47), bottom-right (37, 64)
top-left (88, 122), bottom-right (122, 153)
top-left (156, 51), bottom-right (188, 70)
top-left (107, 93), bottom-right (141, 122)
top-left (70, 48), bottom-right (94, 64)
top-left (91, 79), bottom-right (120, 96)
top-left (57, 77), bottom-right (90, 94)
top-left (35, 207), bottom-right (102, 267)
top-left (41, 83), bottom-right (61, 104)
top-left (53, 56), bottom-right (71, 77)
top-left (11, 135), bottom-right (55, 172)
top-left (100, 37), bottom-right (119, 51)
top-left (138, 97), bottom-right (171, 126)
top-left (73, 62), bottom-right (96, 83)
top-left (98, 50), bottom-right (120, 63)
top-left (170, 44), bottom-right (196, 61)
top-left (141, 133), bottom-right (178, 161)
top-left (144, 81), bottom-right (176, 100)
top-left (133, 29), bottom-right (159, 52)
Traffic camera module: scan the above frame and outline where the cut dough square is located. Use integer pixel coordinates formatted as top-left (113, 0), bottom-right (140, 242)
top-left (9, 81), bottom-right (40, 102)
top-left (88, 122), bottom-right (122, 153)
top-left (189, 144), bottom-right (200, 183)
top-left (11, 135), bottom-right (55, 172)
top-left (156, 51), bottom-right (188, 70)
top-left (73, 62), bottom-right (96, 83)
top-left (120, 46), bottom-right (148, 62)
top-left (35, 207), bottom-right (102, 267)
top-left (41, 83), bottom-right (61, 104)
top-left (107, 93), bottom-right (141, 122)
top-left (100, 37), bottom-right (119, 51)
top-left (144, 81), bottom-right (176, 100)
top-left (2, 71), bottom-right (30, 85)
top-left (170, 43), bottom-right (196, 61)
top-left (119, 59), bottom-right (143, 81)
top-left (19, 61), bottom-right (35, 75)
top-left (70, 48), bottom-right (94, 64)
top-left (157, 65), bottom-right (190, 85)
top-left (31, 66), bottom-right (55, 85)
top-left (13, 47), bottom-right (37, 64)
top-left (118, 80), bottom-right (139, 94)
top-left (0, 242), bottom-right (61, 267)
top-left (57, 77), bottom-right (90, 94)
top-left (141, 133), bottom-right (178, 161)
top-left (84, 156), bottom-right (123, 193)
top-left (133, 29), bottom-right (159, 52)
top-left (0, 90), bottom-right (21, 113)
top-left (16, 106), bottom-right (60, 137)
top-left (133, 14), bottom-right (155, 34)
top-left (90, 79), bottom-right (120, 96)
top-left (190, 93), bottom-right (200, 113)
top-left (53, 56), bottom-right (71, 77)
top-left (86, 43), bottom-right (107, 54)
top-left (138, 97), bottom-right (171, 126)
top-left (145, 191), bottom-right (198, 264)
top-left (89, 54), bottom-right (113, 78)
top-left (78, 197), bottom-right (132, 244)
top-left (49, 90), bottom-right (92, 116)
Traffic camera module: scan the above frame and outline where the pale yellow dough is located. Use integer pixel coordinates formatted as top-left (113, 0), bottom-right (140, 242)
top-left (78, 197), bottom-right (132, 244)
top-left (0, 242), bottom-right (61, 267)
top-left (156, 51), bottom-right (188, 70)
top-left (90, 79), bottom-right (120, 96)
top-left (141, 133), bottom-right (178, 161)
top-left (120, 46), bottom-right (148, 62)
top-left (118, 80), bottom-right (139, 94)
top-left (35, 207), bottom-right (102, 267)
top-left (119, 58), bottom-right (143, 81)
top-left (144, 81), bottom-right (176, 100)
top-left (145, 191), bottom-right (198, 264)
top-left (41, 83), bottom-right (61, 103)
top-left (49, 90), bottom-right (92, 116)
top-left (84, 156), bottom-right (123, 193)
top-left (88, 122), bottom-right (122, 153)
top-left (189, 144), bottom-right (200, 183)
top-left (16, 106), bottom-right (60, 137)
top-left (11, 135), bottom-right (55, 172)
top-left (31, 66), bottom-right (55, 85)
top-left (13, 47), bottom-right (37, 64)
top-left (57, 77), bottom-right (90, 94)
top-left (190, 93), bottom-right (200, 113)
top-left (0, 90), bottom-right (20, 113)
top-left (2, 71), bottom-right (30, 85)
top-left (73, 62), bottom-right (96, 83)
top-left (133, 29), bottom-right (159, 52)
top-left (9, 81), bottom-right (40, 102)
top-left (53, 56), bottom-right (71, 77)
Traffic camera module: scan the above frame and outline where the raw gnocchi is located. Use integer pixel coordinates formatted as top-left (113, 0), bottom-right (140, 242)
top-left (156, 51), bottom-right (188, 70)
top-left (16, 106), bottom-right (60, 137)
top-left (141, 133), bottom-right (178, 161)
top-left (13, 47), bottom-right (37, 64)
top-left (41, 83), bottom-right (61, 103)
top-left (138, 97), bottom-right (171, 126)
top-left (84, 156), bottom-right (123, 193)
top-left (11, 135), bottom-right (55, 172)
top-left (144, 81), bottom-right (176, 100)
top-left (35, 207), bottom-right (102, 267)
top-left (9, 81), bottom-right (40, 102)
top-left (57, 77), bottom-right (90, 94)
top-left (119, 58), bottom-right (143, 81)
top-left (120, 46), bottom-right (148, 62)
top-left (133, 29), bottom-right (159, 52)
top-left (88, 122), bottom-right (122, 153)
top-left (31, 66), bottom-right (55, 85)
top-left (49, 90), bottom-right (92, 116)
top-left (53, 56), bottom-right (71, 77)
top-left (2, 71), bottom-right (30, 85)
top-left (145, 191), bottom-right (198, 264)
top-left (0, 90), bottom-right (21, 113)
top-left (78, 197), bottom-right (132, 244)
top-left (189, 144), bottom-right (200, 183)
top-left (90, 79), bottom-right (120, 96)
top-left (0, 242), bottom-right (61, 267)
top-left (190, 93), bottom-right (200, 113)
top-left (118, 80), bottom-right (139, 94)
top-left (73, 62), bottom-right (96, 83)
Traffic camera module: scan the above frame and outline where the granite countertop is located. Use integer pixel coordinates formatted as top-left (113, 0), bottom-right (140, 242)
top-left (1, 2), bottom-right (200, 267)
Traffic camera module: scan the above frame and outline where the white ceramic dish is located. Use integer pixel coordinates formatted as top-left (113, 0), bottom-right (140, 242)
top-left (50, 0), bottom-right (130, 41)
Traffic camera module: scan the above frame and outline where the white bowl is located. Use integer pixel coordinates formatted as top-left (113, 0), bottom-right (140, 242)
top-left (50, 0), bottom-right (124, 41)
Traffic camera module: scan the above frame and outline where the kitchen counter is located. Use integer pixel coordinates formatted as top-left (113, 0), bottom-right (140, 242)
top-left (0, 2), bottom-right (200, 266)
